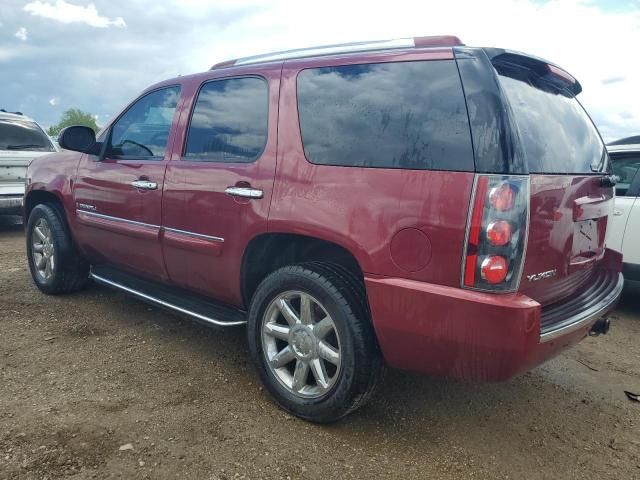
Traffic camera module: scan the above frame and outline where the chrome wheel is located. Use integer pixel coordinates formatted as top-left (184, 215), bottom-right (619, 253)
top-left (31, 218), bottom-right (56, 282)
top-left (261, 290), bottom-right (342, 398)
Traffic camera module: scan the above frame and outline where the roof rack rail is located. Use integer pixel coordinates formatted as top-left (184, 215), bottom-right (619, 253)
top-left (0, 109), bottom-right (23, 115)
top-left (210, 35), bottom-right (463, 70)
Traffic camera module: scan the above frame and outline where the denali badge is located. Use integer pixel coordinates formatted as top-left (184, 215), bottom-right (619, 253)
top-left (77, 203), bottom-right (97, 212)
top-left (527, 269), bottom-right (557, 282)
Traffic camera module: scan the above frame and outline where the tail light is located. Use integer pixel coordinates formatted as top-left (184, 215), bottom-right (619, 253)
top-left (462, 175), bottom-right (529, 292)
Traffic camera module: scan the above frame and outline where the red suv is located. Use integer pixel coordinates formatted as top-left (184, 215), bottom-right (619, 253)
top-left (24, 35), bottom-right (623, 422)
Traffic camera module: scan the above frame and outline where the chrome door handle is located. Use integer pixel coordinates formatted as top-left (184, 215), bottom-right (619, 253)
top-left (131, 180), bottom-right (158, 190)
top-left (225, 186), bottom-right (264, 199)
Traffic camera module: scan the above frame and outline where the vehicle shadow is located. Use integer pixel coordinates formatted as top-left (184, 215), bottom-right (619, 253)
top-left (618, 286), bottom-right (640, 313)
top-left (0, 215), bottom-right (23, 233)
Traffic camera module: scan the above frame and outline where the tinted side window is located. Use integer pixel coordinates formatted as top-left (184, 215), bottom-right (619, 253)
top-left (184, 77), bottom-right (268, 163)
top-left (611, 154), bottom-right (640, 197)
top-left (107, 86), bottom-right (181, 159)
top-left (296, 60), bottom-right (474, 171)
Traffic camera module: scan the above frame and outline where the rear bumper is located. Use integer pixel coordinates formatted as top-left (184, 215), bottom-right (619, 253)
top-left (0, 195), bottom-right (23, 215)
top-left (539, 269), bottom-right (623, 342)
top-left (365, 249), bottom-right (623, 381)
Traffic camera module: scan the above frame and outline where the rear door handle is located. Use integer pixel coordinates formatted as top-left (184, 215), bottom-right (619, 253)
top-left (225, 186), bottom-right (264, 199)
top-left (131, 180), bottom-right (158, 190)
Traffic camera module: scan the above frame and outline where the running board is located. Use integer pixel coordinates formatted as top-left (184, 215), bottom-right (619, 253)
top-left (90, 265), bottom-right (246, 327)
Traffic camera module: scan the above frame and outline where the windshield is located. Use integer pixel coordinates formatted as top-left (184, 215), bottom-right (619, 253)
top-left (0, 119), bottom-right (55, 152)
top-left (496, 68), bottom-right (605, 174)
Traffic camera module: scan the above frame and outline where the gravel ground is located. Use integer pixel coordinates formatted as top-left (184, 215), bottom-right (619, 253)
top-left (1, 215), bottom-right (639, 479)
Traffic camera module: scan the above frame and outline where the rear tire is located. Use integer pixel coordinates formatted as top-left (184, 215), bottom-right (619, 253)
top-left (26, 203), bottom-right (89, 294)
top-left (247, 263), bottom-right (382, 423)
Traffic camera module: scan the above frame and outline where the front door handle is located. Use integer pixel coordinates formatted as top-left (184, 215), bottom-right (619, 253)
top-left (131, 180), bottom-right (158, 190)
top-left (225, 186), bottom-right (264, 199)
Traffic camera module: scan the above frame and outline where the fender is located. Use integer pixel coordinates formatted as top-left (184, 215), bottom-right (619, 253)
top-left (24, 150), bottom-right (84, 232)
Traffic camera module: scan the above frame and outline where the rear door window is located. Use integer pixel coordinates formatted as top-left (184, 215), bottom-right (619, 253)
top-left (184, 77), bottom-right (268, 163)
top-left (0, 119), bottom-right (55, 152)
top-left (296, 60), bottom-right (474, 171)
top-left (496, 67), bottom-right (606, 175)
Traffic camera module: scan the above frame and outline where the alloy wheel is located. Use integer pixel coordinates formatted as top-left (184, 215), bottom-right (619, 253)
top-left (261, 290), bottom-right (342, 398)
top-left (31, 218), bottom-right (56, 282)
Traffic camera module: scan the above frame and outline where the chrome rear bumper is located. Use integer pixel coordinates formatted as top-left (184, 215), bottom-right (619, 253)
top-left (539, 270), bottom-right (624, 342)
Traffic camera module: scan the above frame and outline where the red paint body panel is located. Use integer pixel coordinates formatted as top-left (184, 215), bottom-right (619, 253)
top-left (271, 49), bottom-right (472, 286)
top-left (161, 63), bottom-right (281, 306)
top-left (520, 175), bottom-right (614, 305)
top-left (366, 260), bottom-right (619, 381)
top-left (24, 41), bottom-right (623, 385)
top-left (73, 157), bottom-right (170, 281)
top-left (161, 230), bottom-right (223, 257)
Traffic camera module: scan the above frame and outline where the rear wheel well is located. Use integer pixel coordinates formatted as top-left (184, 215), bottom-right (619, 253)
top-left (24, 191), bottom-right (64, 221)
top-left (241, 233), bottom-right (364, 308)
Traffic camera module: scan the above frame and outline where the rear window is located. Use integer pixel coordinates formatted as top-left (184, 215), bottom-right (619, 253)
top-left (296, 60), bottom-right (474, 171)
top-left (0, 119), bottom-right (55, 152)
top-left (496, 69), bottom-right (605, 174)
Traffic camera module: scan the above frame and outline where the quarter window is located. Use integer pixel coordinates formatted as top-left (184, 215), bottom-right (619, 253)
top-left (296, 60), bottom-right (474, 171)
top-left (611, 155), bottom-right (640, 197)
top-left (107, 86), bottom-right (181, 160)
top-left (184, 77), bottom-right (268, 163)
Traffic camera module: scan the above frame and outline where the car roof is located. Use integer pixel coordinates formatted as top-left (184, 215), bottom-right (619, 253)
top-left (145, 35), bottom-right (464, 93)
top-left (209, 35), bottom-right (463, 70)
top-left (0, 110), bottom-right (35, 122)
top-left (608, 144), bottom-right (640, 154)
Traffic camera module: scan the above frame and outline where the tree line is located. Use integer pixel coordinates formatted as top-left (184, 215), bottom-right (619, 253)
top-left (47, 108), bottom-right (99, 137)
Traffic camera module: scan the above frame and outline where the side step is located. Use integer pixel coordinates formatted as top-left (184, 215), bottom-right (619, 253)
top-left (90, 265), bottom-right (247, 327)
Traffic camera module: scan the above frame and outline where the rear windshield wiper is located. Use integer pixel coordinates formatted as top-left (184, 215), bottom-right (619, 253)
top-left (5, 144), bottom-right (45, 150)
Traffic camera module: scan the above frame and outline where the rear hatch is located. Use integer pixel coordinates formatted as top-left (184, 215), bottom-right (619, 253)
top-left (490, 52), bottom-right (613, 306)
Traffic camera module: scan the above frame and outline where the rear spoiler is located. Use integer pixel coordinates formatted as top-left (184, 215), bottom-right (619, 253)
top-left (483, 47), bottom-right (582, 96)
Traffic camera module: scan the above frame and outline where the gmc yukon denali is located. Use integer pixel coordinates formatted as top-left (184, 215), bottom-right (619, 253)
top-left (23, 36), bottom-right (623, 422)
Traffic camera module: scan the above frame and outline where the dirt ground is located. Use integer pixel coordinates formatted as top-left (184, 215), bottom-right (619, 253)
top-left (1, 215), bottom-right (639, 480)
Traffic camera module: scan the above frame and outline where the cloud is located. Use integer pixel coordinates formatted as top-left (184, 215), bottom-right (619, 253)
top-left (15, 27), bottom-right (28, 41)
top-left (24, 0), bottom-right (126, 28)
top-left (49, 97), bottom-right (58, 106)
top-left (1, 0), bottom-right (639, 141)
top-left (601, 76), bottom-right (625, 85)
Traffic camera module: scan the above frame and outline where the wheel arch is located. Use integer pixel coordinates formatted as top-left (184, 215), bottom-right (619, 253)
top-left (24, 189), bottom-right (65, 222)
top-left (241, 232), bottom-right (366, 308)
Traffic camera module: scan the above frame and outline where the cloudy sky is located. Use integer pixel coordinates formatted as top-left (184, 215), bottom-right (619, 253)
top-left (0, 0), bottom-right (639, 141)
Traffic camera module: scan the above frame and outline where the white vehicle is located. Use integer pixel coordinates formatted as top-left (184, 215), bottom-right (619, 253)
top-left (0, 110), bottom-right (57, 215)
top-left (607, 138), bottom-right (640, 286)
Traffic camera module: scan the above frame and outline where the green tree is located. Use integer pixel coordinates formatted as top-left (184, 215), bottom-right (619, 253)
top-left (47, 108), bottom-right (99, 137)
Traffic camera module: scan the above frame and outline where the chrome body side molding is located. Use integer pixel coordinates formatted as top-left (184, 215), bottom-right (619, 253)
top-left (75, 210), bottom-right (225, 243)
top-left (164, 227), bottom-right (224, 243)
top-left (77, 209), bottom-right (161, 229)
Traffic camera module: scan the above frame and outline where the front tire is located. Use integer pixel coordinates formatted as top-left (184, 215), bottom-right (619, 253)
top-left (248, 263), bottom-right (382, 423)
top-left (26, 203), bottom-right (89, 294)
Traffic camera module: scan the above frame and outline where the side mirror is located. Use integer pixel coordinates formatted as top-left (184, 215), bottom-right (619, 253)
top-left (58, 126), bottom-right (98, 153)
